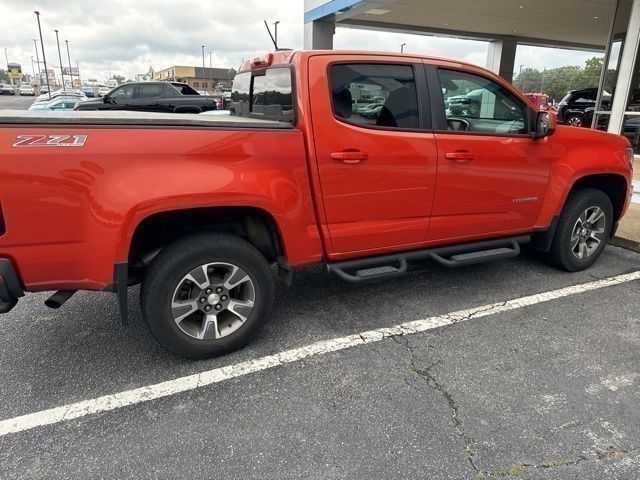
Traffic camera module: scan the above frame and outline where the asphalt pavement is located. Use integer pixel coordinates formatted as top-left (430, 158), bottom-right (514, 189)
top-left (0, 93), bottom-right (36, 110)
top-left (0, 246), bottom-right (639, 479)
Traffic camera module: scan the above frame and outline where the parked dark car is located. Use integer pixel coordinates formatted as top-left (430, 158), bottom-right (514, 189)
top-left (557, 88), bottom-right (611, 127)
top-left (75, 82), bottom-right (218, 113)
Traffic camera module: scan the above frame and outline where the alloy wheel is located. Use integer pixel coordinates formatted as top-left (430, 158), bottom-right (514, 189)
top-left (570, 206), bottom-right (607, 260)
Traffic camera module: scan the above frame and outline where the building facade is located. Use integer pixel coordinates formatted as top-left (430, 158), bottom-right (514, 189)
top-left (153, 66), bottom-right (237, 92)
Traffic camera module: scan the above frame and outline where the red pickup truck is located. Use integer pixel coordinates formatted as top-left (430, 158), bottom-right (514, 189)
top-left (0, 50), bottom-right (635, 358)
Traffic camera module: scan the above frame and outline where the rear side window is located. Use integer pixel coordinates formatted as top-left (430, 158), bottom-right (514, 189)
top-left (139, 84), bottom-right (165, 98)
top-left (230, 68), bottom-right (293, 123)
top-left (329, 64), bottom-right (420, 130)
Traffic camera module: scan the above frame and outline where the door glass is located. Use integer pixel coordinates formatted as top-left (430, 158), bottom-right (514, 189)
top-left (329, 64), bottom-right (419, 129)
top-left (251, 68), bottom-right (293, 121)
top-left (110, 84), bottom-right (135, 99)
top-left (138, 84), bottom-right (164, 98)
top-left (439, 69), bottom-right (526, 134)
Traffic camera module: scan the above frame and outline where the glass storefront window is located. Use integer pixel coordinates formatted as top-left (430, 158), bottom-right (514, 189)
top-left (593, 0), bottom-right (634, 129)
top-left (623, 115), bottom-right (640, 153)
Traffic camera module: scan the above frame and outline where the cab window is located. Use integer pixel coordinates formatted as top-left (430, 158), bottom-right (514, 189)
top-left (439, 69), bottom-right (527, 135)
top-left (230, 68), bottom-right (293, 123)
top-left (329, 63), bottom-right (420, 130)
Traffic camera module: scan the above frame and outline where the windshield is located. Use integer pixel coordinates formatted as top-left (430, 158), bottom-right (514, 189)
top-left (230, 67), bottom-right (293, 123)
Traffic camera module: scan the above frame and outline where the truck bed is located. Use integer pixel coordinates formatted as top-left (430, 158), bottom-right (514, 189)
top-left (0, 110), bottom-right (292, 129)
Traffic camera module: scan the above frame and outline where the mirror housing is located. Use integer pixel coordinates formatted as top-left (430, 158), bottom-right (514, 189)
top-left (533, 111), bottom-right (556, 139)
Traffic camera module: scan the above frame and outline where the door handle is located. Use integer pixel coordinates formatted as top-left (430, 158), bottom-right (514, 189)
top-left (445, 151), bottom-right (475, 163)
top-left (330, 150), bottom-right (369, 164)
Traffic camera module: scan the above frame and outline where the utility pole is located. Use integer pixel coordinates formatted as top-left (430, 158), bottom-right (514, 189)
top-left (54, 29), bottom-right (65, 90)
top-left (65, 40), bottom-right (73, 88)
top-left (400, 43), bottom-right (406, 53)
top-left (201, 45), bottom-right (205, 69)
top-left (33, 39), bottom-right (41, 86)
top-left (34, 11), bottom-right (51, 99)
top-left (4, 48), bottom-right (12, 87)
top-left (209, 51), bottom-right (213, 94)
top-left (31, 56), bottom-right (36, 83)
top-left (274, 21), bottom-right (280, 49)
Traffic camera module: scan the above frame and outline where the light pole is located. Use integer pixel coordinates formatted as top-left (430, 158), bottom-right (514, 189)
top-left (33, 39), bottom-right (41, 86)
top-left (201, 45), bottom-right (205, 69)
top-left (400, 43), bottom-right (406, 53)
top-left (273, 21), bottom-right (280, 49)
top-left (34, 11), bottom-right (51, 99)
top-left (54, 29), bottom-right (65, 90)
top-left (3, 48), bottom-right (12, 87)
top-left (31, 56), bottom-right (36, 83)
top-left (65, 40), bottom-right (73, 87)
top-left (209, 51), bottom-right (214, 93)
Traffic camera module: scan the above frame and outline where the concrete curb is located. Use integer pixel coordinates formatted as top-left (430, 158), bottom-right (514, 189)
top-left (611, 236), bottom-right (640, 253)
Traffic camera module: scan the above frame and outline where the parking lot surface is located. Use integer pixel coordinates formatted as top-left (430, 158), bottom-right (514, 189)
top-left (0, 94), bottom-right (35, 110)
top-left (0, 246), bottom-right (639, 479)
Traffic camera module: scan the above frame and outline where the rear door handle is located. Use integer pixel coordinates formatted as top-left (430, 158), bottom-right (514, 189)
top-left (445, 151), bottom-right (475, 163)
top-left (330, 151), bottom-right (369, 164)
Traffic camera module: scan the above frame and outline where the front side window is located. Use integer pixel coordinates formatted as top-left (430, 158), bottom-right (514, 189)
top-left (110, 84), bottom-right (136, 99)
top-left (439, 69), bottom-right (527, 135)
top-left (329, 64), bottom-right (420, 129)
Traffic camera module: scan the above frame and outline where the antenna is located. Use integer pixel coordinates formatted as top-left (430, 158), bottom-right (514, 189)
top-left (264, 20), bottom-right (278, 50)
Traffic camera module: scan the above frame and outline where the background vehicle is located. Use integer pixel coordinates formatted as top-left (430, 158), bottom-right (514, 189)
top-left (18, 85), bottom-right (35, 96)
top-left (35, 89), bottom-right (87, 103)
top-left (28, 96), bottom-right (81, 111)
top-left (75, 81), bottom-right (218, 114)
top-left (557, 88), bottom-right (611, 127)
top-left (0, 50), bottom-right (634, 360)
top-left (97, 86), bottom-right (111, 97)
top-left (0, 84), bottom-right (15, 95)
top-left (81, 87), bottom-right (96, 98)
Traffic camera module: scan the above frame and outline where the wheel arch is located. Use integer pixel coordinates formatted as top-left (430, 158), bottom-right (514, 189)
top-left (125, 205), bottom-right (287, 283)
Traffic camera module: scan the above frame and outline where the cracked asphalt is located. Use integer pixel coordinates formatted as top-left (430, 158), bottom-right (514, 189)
top-left (0, 246), bottom-right (639, 479)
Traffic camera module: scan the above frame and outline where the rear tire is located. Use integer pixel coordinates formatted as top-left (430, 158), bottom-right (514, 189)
top-left (547, 188), bottom-right (613, 272)
top-left (141, 233), bottom-right (274, 359)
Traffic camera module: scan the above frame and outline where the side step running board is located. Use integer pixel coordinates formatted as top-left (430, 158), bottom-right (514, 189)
top-left (328, 236), bottom-right (528, 283)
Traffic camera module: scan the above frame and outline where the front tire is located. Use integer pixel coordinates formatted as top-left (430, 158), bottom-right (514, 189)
top-left (141, 234), bottom-right (274, 359)
top-left (547, 188), bottom-right (613, 272)
top-left (565, 114), bottom-right (585, 127)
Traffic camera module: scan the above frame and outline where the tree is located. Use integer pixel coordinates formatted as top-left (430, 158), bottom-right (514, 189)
top-left (512, 57), bottom-right (612, 102)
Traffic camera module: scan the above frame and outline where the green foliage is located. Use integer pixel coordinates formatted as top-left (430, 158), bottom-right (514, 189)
top-left (512, 56), bottom-right (615, 101)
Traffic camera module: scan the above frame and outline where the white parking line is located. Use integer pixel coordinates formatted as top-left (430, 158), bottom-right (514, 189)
top-left (0, 270), bottom-right (639, 438)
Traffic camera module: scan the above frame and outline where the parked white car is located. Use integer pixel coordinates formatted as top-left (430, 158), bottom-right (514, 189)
top-left (98, 87), bottom-right (111, 97)
top-left (19, 85), bottom-right (35, 96)
top-left (34, 89), bottom-right (87, 103)
top-left (28, 96), bottom-right (81, 111)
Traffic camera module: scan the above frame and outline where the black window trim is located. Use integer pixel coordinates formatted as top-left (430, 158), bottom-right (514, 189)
top-left (428, 65), bottom-right (535, 139)
top-left (327, 59), bottom-right (432, 133)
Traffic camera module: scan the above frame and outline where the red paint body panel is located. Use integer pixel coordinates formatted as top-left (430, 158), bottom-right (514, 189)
top-left (0, 50), bottom-right (633, 294)
top-left (0, 127), bottom-right (322, 291)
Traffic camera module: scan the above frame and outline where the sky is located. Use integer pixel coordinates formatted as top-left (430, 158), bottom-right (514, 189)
top-left (1, 0), bottom-right (601, 82)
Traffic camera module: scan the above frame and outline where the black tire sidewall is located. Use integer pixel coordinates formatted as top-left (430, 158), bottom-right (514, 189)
top-left (141, 234), bottom-right (274, 359)
top-left (551, 188), bottom-right (613, 272)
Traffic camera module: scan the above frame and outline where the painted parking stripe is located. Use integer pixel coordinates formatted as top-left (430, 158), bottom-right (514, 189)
top-left (0, 270), bottom-right (639, 438)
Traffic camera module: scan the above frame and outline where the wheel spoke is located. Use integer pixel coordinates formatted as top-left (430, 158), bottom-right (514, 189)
top-left (223, 266), bottom-right (250, 290)
top-left (198, 314), bottom-right (219, 340)
top-left (186, 265), bottom-right (211, 289)
top-left (578, 242), bottom-right (588, 259)
top-left (171, 299), bottom-right (199, 324)
top-left (587, 208), bottom-right (604, 225)
top-left (227, 299), bottom-right (254, 322)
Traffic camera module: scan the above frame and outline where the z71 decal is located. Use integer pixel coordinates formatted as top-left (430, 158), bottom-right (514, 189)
top-left (12, 134), bottom-right (88, 148)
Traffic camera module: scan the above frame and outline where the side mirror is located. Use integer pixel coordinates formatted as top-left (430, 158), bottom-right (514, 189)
top-left (534, 111), bottom-right (556, 139)
top-left (103, 95), bottom-right (111, 103)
